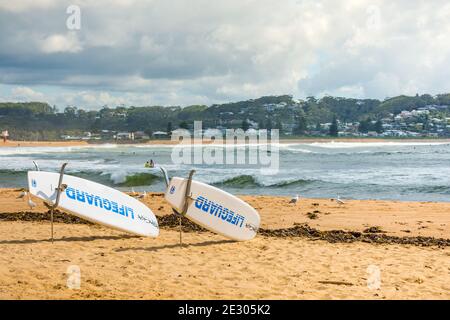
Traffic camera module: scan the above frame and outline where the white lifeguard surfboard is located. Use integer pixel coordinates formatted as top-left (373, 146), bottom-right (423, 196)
top-left (165, 177), bottom-right (260, 241)
top-left (27, 171), bottom-right (159, 237)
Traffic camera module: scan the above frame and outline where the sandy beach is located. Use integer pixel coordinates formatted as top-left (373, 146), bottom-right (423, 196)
top-left (0, 188), bottom-right (449, 299)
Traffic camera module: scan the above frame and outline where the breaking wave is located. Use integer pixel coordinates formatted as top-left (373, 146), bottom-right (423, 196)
top-left (308, 141), bottom-right (450, 149)
top-left (406, 185), bottom-right (450, 194)
top-left (269, 178), bottom-right (316, 188)
top-left (114, 172), bottom-right (161, 187)
top-left (213, 175), bottom-right (262, 188)
top-left (213, 175), bottom-right (316, 189)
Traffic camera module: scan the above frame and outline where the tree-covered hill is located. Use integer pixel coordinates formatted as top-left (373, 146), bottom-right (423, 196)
top-left (1, 93), bottom-right (449, 140)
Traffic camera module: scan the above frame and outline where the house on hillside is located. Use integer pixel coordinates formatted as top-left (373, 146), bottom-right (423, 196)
top-left (1, 130), bottom-right (9, 142)
top-left (133, 131), bottom-right (150, 140)
top-left (152, 131), bottom-right (168, 139)
top-left (116, 132), bottom-right (132, 140)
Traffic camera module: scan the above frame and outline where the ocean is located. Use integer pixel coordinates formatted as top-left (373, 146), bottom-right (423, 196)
top-left (1, 141), bottom-right (449, 202)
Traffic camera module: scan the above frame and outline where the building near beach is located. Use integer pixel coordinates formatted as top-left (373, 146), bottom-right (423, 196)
top-left (1, 130), bottom-right (9, 142)
top-left (152, 131), bottom-right (168, 139)
top-left (116, 132), bottom-right (132, 140)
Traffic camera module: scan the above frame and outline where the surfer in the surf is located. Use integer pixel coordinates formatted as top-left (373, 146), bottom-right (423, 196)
top-left (145, 159), bottom-right (155, 168)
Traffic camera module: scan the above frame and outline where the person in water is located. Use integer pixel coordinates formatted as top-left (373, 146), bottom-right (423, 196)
top-left (145, 159), bottom-right (155, 168)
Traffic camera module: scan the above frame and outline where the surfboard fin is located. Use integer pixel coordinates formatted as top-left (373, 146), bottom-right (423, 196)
top-left (50, 163), bottom-right (68, 243)
top-left (181, 170), bottom-right (196, 216)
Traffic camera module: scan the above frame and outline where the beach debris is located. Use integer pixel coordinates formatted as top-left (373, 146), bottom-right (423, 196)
top-left (150, 193), bottom-right (164, 198)
top-left (157, 213), bottom-right (207, 232)
top-left (363, 226), bottom-right (386, 234)
top-left (2, 211), bottom-right (450, 248)
top-left (258, 224), bottom-right (450, 247)
top-left (289, 194), bottom-right (299, 205)
top-left (17, 191), bottom-right (27, 200)
top-left (306, 212), bottom-right (319, 220)
top-left (43, 202), bottom-right (53, 209)
top-left (318, 280), bottom-right (354, 286)
top-left (0, 210), bottom-right (91, 224)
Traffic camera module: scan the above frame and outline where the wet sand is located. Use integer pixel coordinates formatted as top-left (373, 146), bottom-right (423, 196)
top-left (0, 189), bottom-right (449, 299)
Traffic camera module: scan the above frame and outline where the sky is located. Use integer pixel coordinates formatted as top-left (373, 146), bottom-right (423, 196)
top-left (0, 0), bottom-right (450, 110)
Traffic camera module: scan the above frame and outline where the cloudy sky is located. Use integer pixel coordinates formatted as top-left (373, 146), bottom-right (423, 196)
top-left (0, 0), bottom-right (450, 109)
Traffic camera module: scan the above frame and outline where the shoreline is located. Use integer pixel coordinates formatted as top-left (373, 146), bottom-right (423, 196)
top-left (1, 137), bottom-right (450, 148)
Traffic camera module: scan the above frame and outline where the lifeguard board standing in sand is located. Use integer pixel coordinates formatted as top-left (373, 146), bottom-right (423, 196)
top-left (165, 177), bottom-right (260, 241)
top-left (27, 171), bottom-right (159, 237)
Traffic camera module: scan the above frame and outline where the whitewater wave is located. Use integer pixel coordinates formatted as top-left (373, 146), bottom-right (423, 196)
top-left (280, 147), bottom-right (314, 153)
top-left (308, 141), bottom-right (450, 149)
top-left (0, 146), bottom-right (79, 156)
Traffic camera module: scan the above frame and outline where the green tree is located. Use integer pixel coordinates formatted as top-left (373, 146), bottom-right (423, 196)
top-left (241, 120), bottom-right (250, 131)
top-left (167, 121), bottom-right (173, 134)
top-left (358, 119), bottom-right (370, 133)
top-left (275, 119), bottom-right (283, 133)
top-left (329, 116), bottom-right (338, 136)
top-left (64, 106), bottom-right (77, 119)
top-left (179, 121), bottom-right (189, 129)
top-left (294, 116), bottom-right (307, 135)
top-left (315, 122), bottom-right (321, 132)
top-left (265, 118), bottom-right (273, 131)
top-left (374, 120), bottom-right (383, 133)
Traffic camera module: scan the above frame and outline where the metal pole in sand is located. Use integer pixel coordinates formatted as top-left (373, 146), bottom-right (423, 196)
top-left (179, 170), bottom-right (195, 247)
top-left (179, 214), bottom-right (182, 246)
top-left (51, 163), bottom-right (68, 243)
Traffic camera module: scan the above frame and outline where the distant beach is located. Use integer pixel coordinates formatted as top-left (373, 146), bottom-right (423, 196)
top-left (1, 137), bottom-right (450, 148)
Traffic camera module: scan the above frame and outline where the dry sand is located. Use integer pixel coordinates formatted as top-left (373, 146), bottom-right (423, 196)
top-left (0, 188), bottom-right (449, 299)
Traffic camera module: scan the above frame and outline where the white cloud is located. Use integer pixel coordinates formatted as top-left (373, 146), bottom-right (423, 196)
top-left (40, 33), bottom-right (82, 53)
top-left (11, 86), bottom-right (45, 101)
top-left (0, 0), bottom-right (58, 12)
